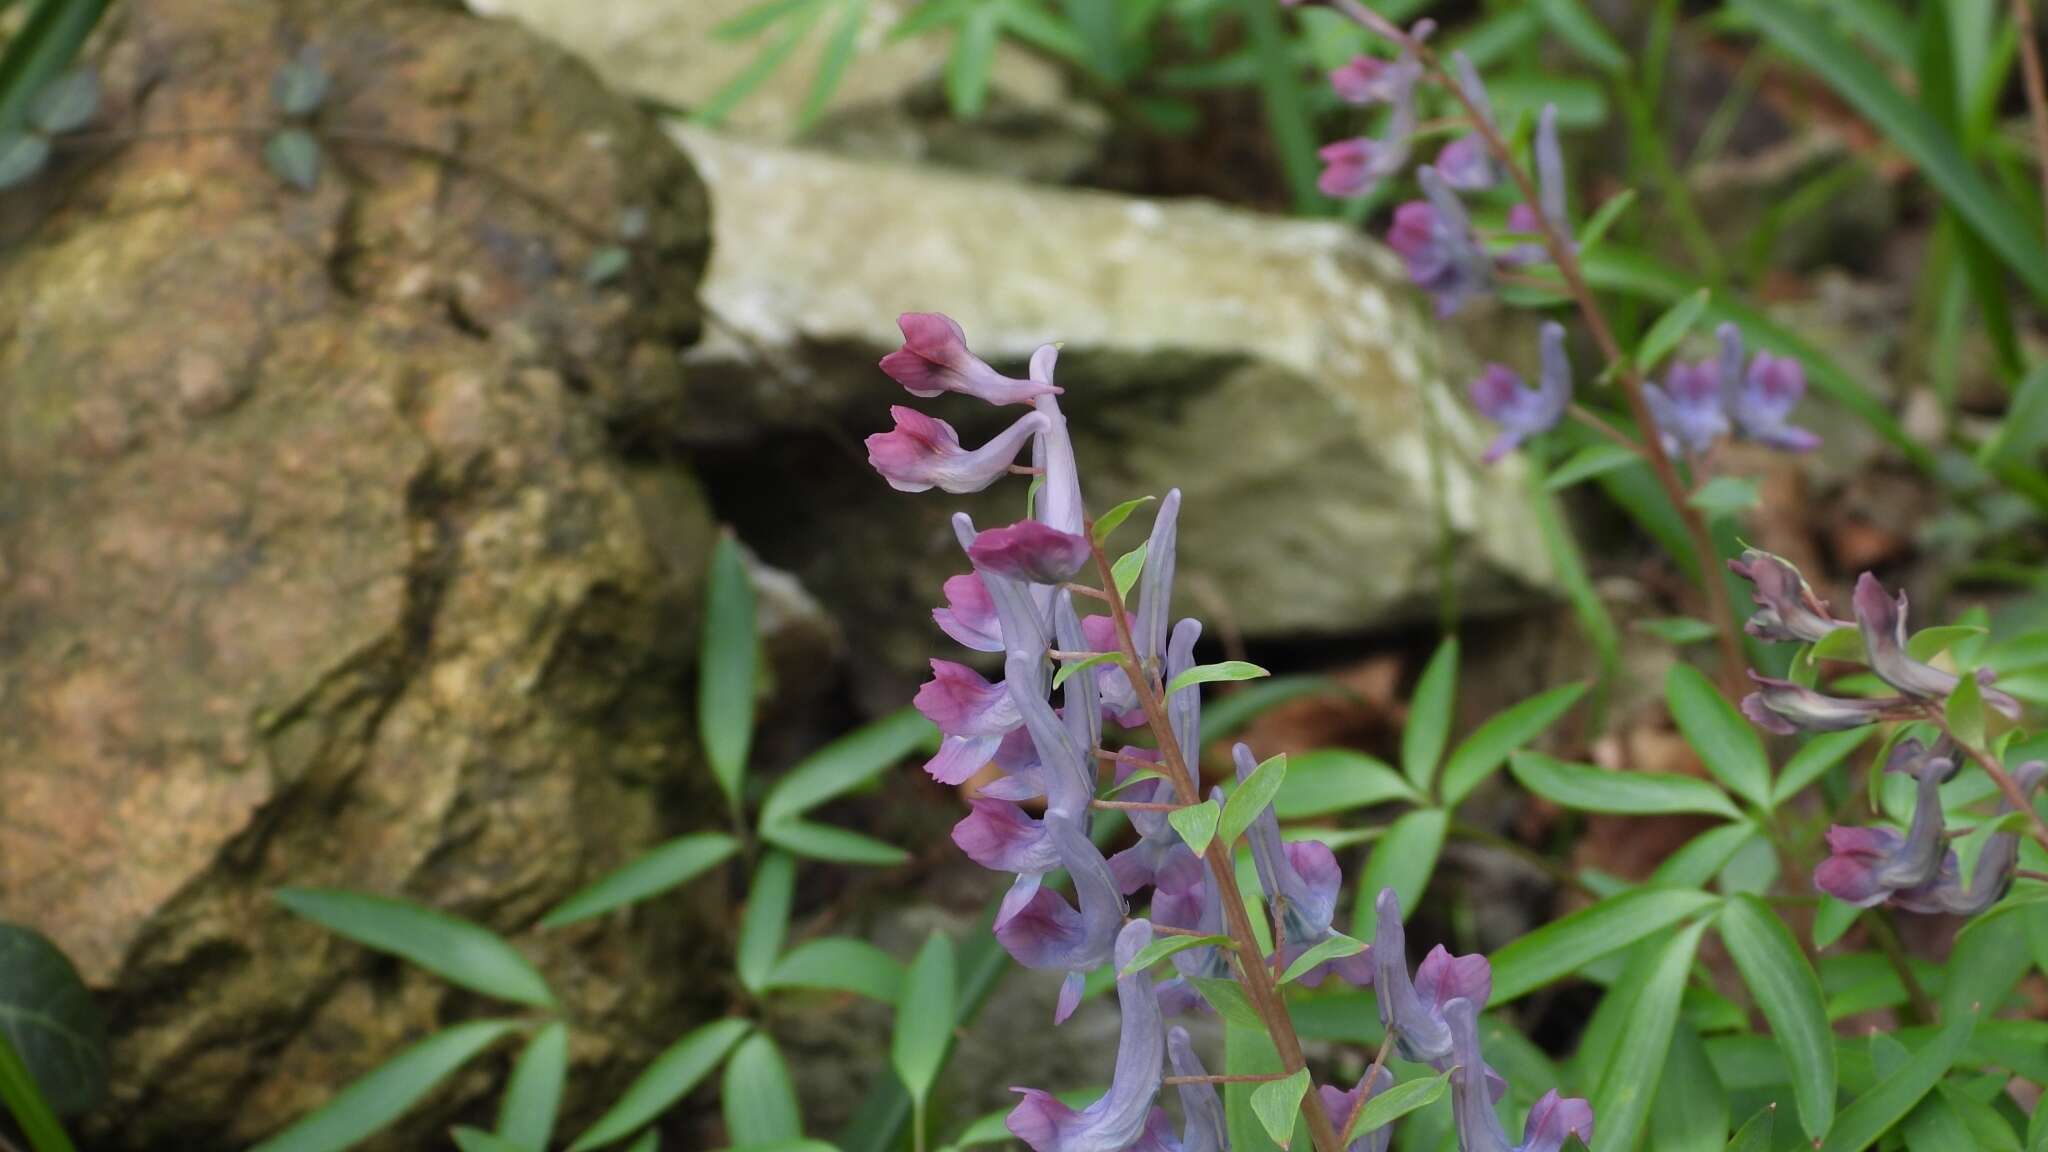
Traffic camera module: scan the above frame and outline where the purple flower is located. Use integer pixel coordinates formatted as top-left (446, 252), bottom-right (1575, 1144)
top-left (1007, 920), bottom-right (1164, 1150)
top-left (1238, 744), bottom-right (1373, 988)
top-left (881, 312), bottom-right (1059, 406)
top-left (1853, 573), bottom-right (2021, 716)
top-left (1319, 48), bottom-right (1421, 199)
top-left (1727, 548), bottom-right (1849, 644)
top-left (1319, 1067), bottom-right (1395, 1152)
top-left (1167, 1027), bottom-right (1227, 1152)
top-left (970, 520), bottom-right (1094, 586)
top-left (1319, 137), bottom-right (1410, 200)
top-left (1435, 54), bottom-right (1499, 191)
top-left (934, 573), bottom-right (1004, 652)
top-left (953, 797), bottom-right (1059, 874)
top-left (1150, 838), bottom-right (1230, 992)
top-left (1468, 322), bottom-right (1571, 463)
top-left (1735, 351), bottom-right (1820, 451)
top-left (1893, 762), bottom-right (2047, 915)
top-left (994, 815), bottom-right (1126, 1023)
top-left (1814, 740), bottom-right (1954, 906)
top-left (1387, 167), bottom-right (1491, 316)
top-left (1444, 998), bottom-right (1594, 1152)
top-left (1643, 359), bottom-right (1728, 456)
top-left (1328, 55), bottom-right (1416, 106)
top-left (867, 406), bottom-right (1049, 494)
top-left (1372, 889), bottom-right (1495, 1079)
top-left (916, 659), bottom-right (1022, 739)
top-left (1532, 104), bottom-right (1567, 236)
top-left (1132, 490), bottom-right (1183, 674)
top-left (1739, 673), bottom-right (1902, 736)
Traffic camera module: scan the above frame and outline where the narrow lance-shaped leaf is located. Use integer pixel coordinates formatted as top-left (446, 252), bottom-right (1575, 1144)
top-left (1402, 639), bottom-right (1458, 791)
top-left (0, 1025), bottom-right (75, 1152)
top-left (699, 533), bottom-right (759, 813)
top-left (540, 832), bottom-right (739, 928)
top-left (737, 852), bottom-right (797, 994)
top-left (1352, 808), bottom-right (1447, 940)
top-left (1167, 661), bottom-right (1271, 696)
top-left (892, 932), bottom-right (956, 1106)
top-left (273, 889), bottom-right (554, 1008)
top-left (1347, 1069), bottom-right (1449, 1140)
top-left (568, 1018), bottom-right (750, 1152)
top-left (760, 820), bottom-right (910, 867)
top-left (0, 922), bottom-right (106, 1117)
top-left (1718, 895), bottom-right (1835, 1140)
top-left (759, 708), bottom-right (936, 825)
top-left (250, 1021), bottom-right (520, 1152)
top-left (1816, 1007), bottom-right (1976, 1152)
top-left (497, 1021), bottom-right (568, 1151)
top-left (723, 1033), bottom-right (802, 1147)
top-left (765, 937), bottom-right (906, 1002)
top-left (1489, 888), bottom-right (1722, 1003)
top-left (1510, 750), bottom-right (1743, 820)
top-left (1667, 663), bottom-right (1773, 812)
top-left (1590, 919), bottom-right (1707, 1152)
top-left (1439, 682), bottom-right (1589, 806)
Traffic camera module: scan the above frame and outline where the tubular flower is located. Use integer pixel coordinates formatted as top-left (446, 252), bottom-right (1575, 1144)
top-left (1151, 835), bottom-right (1231, 995)
top-left (1388, 167), bottom-right (1492, 316)
top-left (1712, 324), bottom-right (1819, 452)
top-left (994, 816), bottom-right (1126, 1023)
top-left (1108, 619), bottom-right (1201, 893)
top-left (1319, 1067), bottom-right (1396, 1152)
top-left (1892, 761), bottom-right (2047, 916)
top-left (867, 406), bottom-right (1050, 494)
top-left (1727, 548), bottom-right (1849, 644)
top-left (1814, 739), bottom-right (1956, 906)
top-left (1853, 573), bottom-right (2020, 716)
top-left (1007, 920), bottom-right (1165, 1151)
top-left (1532, 104), bottom-right (1567, 237)
top-left (935, 572), bottom-right (1004, 652)
top-left (1132, 490), bottom-right (1183, 674)
top-left (916, 659), bottom-right (1022, 740)
top-left (1320, 137), bottom-right (1412, 199)
top-left (1166, 1027), bottom-right (1228, 1152)
top-left (1468, 322), bottom-right (1571, 463)
top-left (1643, 358), bottom-right (1729, 456)
top-left (1371, 889), bottom-right (1499, 1094)
top-left (1444, 999), bottom-right (1594, 1152)
top-left (1320, 46), bottom-right (1423, 198)
top-left (1740, 673), bottom-right (1902, 736)
top-left (953, 797), bottom-right (1060, 875)
top-left (881, 312), bottom-right (1060, 406)
top-left (1237, 744), bottom-right (1373, 988)
top-left (1328, 53), bottom-right (1420, 106)
top-left (1435, 55), bottom-right (1500, 190)
top-left (969, 520), bottom-right (1094, 586)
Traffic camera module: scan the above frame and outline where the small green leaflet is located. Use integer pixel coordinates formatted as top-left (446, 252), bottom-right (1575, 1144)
top-left (1635, 617), bottom-right (1717, 645)
top-left (1170, 799), bottom-right (1221, 856)
top-left (1092, 495), bottom-right (1156, 543)
top-left (251, 1021), bottom-right (520, 1152)
top-left (1724, 1106), bottom-right (1774, 1151)
top-left (1121, 934), bottom-right (1235, 976)
top-left (1906, 624), bottom-right (1988, 663)
top-left (760, 819), bottom-right (910, 867)
top-left (699, 533), bottom-right (759, 815)
top-left (497, 1022), bottom-right (568, 1151)
top-left (1249, 1068), bottom-right (1312, 1149)
top-left (1278, 932), bottom-right (1365, 984)
top-left (1101, 767), bottom-right (1170, 799)
top-left (1635, 288), bottom-right (1711, 371)
top-left (1344, 1069), bottom-right (1449, 1140)
top-left (737, 853), bottom-right (796, 994)
top-left (567, 1019), bottom-right (749, 1151)
top-left (540, 833), bottom-right (739, 927)
top-left (1112, 542), bottom-right (1148, 599)
top-left (1578, 188), bottom-right (1638, 252)
top-left (892, 932), bottom-right (956, 1106)
top-left (1219, 753), bottom-right (1287, 846)
top-left (1053, 651), bottom-right (1121, 690)
top-left (1191, 978), bottom-right (1263, 1028)
top-left (1167, 661), bottom-right (1272, 696)
top-left (764, 937), bottom-right (905, 1001)
top-left (1402, 638), bottom-right (1458, 791)
top-left (1947, 672), bottom-right (1985, 748)
top-left (1544, 442), bottom-right (1640, 491)
top-left (1808, 626), bottom-right (1867, 664)
top-left (1688, 476), bottom-right (1761, 518)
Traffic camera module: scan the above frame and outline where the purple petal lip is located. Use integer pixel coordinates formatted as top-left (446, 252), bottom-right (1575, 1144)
top-left (969, 520), bottom-right (1094, 586)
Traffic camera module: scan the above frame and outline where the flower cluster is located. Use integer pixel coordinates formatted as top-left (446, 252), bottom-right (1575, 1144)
top-left (1726, 550), bottom-right (2041, 915)
top-left (868, 312), bottom-right (1593, 1152)
top-left (1642, 324), bottom-right (1817, 458)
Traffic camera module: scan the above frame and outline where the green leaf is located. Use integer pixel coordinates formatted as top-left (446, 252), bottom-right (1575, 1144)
top-left (583, 246), bottom-right (630, 286)
top-left (759, 709), bottom-right (935, 826)
top-left (1650, 1024), bottom-right (1729, 1152)
top-left (1578, 188), bottom-right (1639, 252)
top-left (1688, 476), bottom-right (1761, 518)
top-left (714, 0), bottom-right (823, 39)
top-left (1226, 1022), bottom-right (1288, 1152)
top-left (1816, 1007), bottom-right (1977, 1152)
top-left (737, 852), bottom-right (796, 994)
top-left (1813, 898), bottom-right (1861, 951)
top-left (0, 923), bottom-right (105, 1117)
top-left (1219, 753), bottom-right (1288, 846)
top-left (250, 1021), bottom-right (519, 1152)
top-left (1052, 650), bottom-right (1121, 691)
top-left (1947, 672), bottom-right (1986, 749)
top-left (1122, 934), bottom-right (1236, 976)
top-left (797, 0), bottom-right (866, 131)
top-left (1718, 895), bottom-right (1835, 1140)
top-left (1724, 1106), bottom-right (1773, 1151)
top-left (1667, 664), bottom-right (1773, 813)
top-left (1278, 932), bottom-right (1365, 985)
top-left (1489, 888), bottom-right (1722, 1003)
top-left (694, 17), bottom-right (813, 126)
top-left (765, 937), bottom-right (905, 1001)
top-left (1906, 624), bottom-right (1988, 664)
top-left (1732, 0), bottom-right (2048, 307)
top-left (25, 69), bottom-right (93, 134)
top-left (1543, 443), bottom-right (1641, 492)
top-left (760, 820), bottom-right (909, 867)
top-left (1652, 821), bottom-right (1760, 887)
top-left (452, 1128), bottom-right (529, 1152)
top-left (273, 889), bottom-right (554, 1008)
top-left (944, 3), bottom-right (1000, 117)
top-left (497, 1021), bottom-right (568, 1151)
top-left (540, 832), bottom-right (739, 928)
top-left (1960, 883), bottom-right (2048, 938)
top-left (1352, 808), bottom-right (1448, 940)
top-left (0, 1024), bottom-right (75, 1152)
top-left (0, 0), bottom-right (108, 135)
top-left (1112, 542), bottom-right (1148, 600)
top-left (1635, 616), bottom-right (1719, 645)
top-left (1980, 361), bottom-right (2048, 467)
top-left (1774, 727), bottom-right (1874, 805)
top-left (1346, 1069), bottom-right (1450, 1139)
top-left (1249, 1068), bottom-right (1311, 1149)
top-left (1510, 750), bottom-right (1743, 819)
top-left (568, 1019), bottom-right (750, 1151)
top-left (1530, 0), bottom-right (1627, 72)
top-left (1590, 920), bottom-right (1707, 1152)
top-left (1272, 749), bottom-right (1416, 819)
top-left (1101, 768), bottom-right (1169, 799)
top-left (1191, 978), bottom-right (1263, 1029)
top-left (700, 534), bottom-right (758, 814)
top-left (1439, 682), bottom-right (1589, 806)
top-left (623, 1134), bottom-right (659, 1152)
top-left (264, 128), bottom-right (321, 191)
top-left (1169, 799), bottom-right (1221, 856)
top-left (1635, 288), bottom-right (1711, 371)
top-left (1402, 639), bottom-right (1458, 792)
top-left (1167, 661), bottom-right (1272, 697)
top-left (892, 932), bottom-right (955, 1106)
top-left (1091, 495), bottom-right (1156, 543)
top-left (723, 1033), bottom-right (801, 1146)
top-left (272, 50), bottom-right (329, 118)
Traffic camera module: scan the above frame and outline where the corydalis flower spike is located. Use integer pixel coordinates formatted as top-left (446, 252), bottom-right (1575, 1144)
top-left (868, 406), bottom-right (1050, 494)
top-left (1727, 548), bottom-right (1849, 644)
top-left (1896, 761), bottom-right (2048, 915)
top-left (1235, 745), bottom-right (1370, 987)
top-left (1318, 1067), bottom-right (1395, 1152)
top-left (1007, 920), bottom-right (1164, 1150)
top-left (881, 312), bottom-right (1059, 406)
top-left (1166, 1027), bottom-right (1227, 1152)
top-left (1740, 672), bottom-right (1901, 736)
top-left (1469, 322), bottom-right (1570, 463)
top-left (970, 520), bottom-right (1093, 586)
top-left (1852, 573), bottom-right (2021, 715)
